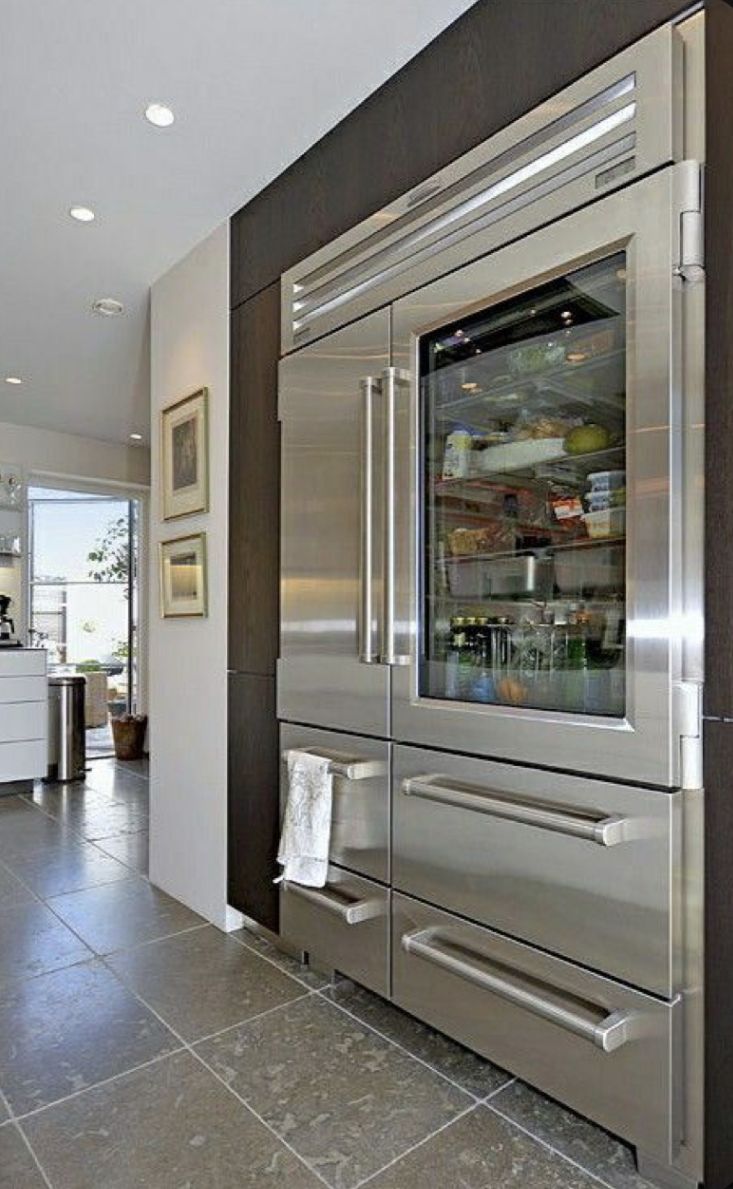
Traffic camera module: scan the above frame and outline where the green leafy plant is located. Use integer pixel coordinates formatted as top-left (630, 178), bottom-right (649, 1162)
top-left (87, 515), bottom-right (130, 586)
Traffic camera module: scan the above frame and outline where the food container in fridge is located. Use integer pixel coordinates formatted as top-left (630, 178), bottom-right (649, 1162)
top-left (445, 557), bottom-right (484, 597)
top-left (484, 554), bottom-right (554, 598)
top-left (587, 469), bottom-right (626, 492)
top-left (554, 542), bottom-right (624, 593)
top-left (583, 507), bottom-right (626, 539)
top-left (479, 438), bottom-right (566, 474)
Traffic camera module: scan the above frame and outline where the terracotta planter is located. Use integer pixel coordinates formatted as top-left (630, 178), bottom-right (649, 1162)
top-left (111, 714), bottom-right (147, 761)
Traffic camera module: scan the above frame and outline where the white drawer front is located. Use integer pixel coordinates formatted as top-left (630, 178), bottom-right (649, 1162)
top-left (393, 744), bottom-right (679, 997)
top-left (281, 864), bottom-right (389, 996)
top-left (0, 701), bottom-right (47, 744)
top-left (0, 676), bottom-right (47, 704)
top-left (0, 651), bottom-right (47, 677)
top-left (393, 893), bottom-right (679, 1164)
top-left (0, 739), bottom-right (47, 782)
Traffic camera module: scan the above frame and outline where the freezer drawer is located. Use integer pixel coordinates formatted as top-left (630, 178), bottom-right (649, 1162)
top-left (280, 725), bottom-right (389, 883)
top-left (281, 864), bottom-right (389, 996)
top-left (393, 745), bottom-right (680, 997)
top-left (393, 893), bottom-right (680, 1163)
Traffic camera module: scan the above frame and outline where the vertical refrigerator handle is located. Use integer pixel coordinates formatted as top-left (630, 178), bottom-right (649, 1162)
top-left (380, 367), bottom-right (410, 667)
top-left (359, 376), bottom-right (378, 663)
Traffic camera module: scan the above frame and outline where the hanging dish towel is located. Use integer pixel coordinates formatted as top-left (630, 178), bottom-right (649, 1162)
top-left (276, 750), bottom-right (333, 887)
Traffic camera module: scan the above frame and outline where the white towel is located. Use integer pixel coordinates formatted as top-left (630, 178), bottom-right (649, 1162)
top-left (276, 750), bottom-right (333, 887)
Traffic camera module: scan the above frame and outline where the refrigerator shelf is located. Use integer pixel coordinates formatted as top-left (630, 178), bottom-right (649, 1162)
top-left (433, 347), bottom-right (626, 421)
top-left (433, 445), bottom-right (625, 493)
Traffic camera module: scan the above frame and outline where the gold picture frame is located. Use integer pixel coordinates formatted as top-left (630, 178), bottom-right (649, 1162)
top-left (161, 388), bottom-right (209, 520)
top-left (159, 532), bottom-right (207, 618)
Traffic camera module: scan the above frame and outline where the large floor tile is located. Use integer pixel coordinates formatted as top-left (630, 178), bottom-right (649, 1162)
top-left (197, 995), bottom-right (470, 1189)
top-left (0, 958), bottom-right (177, 1116)
top-left (366, 1103), bottom-right (601, 1188)
top-left (83, 762), bottom-right (149, 799)
top-left (108, 925), bottom-right (308, 1041)
top-left (3, 839), bottom-right (133, 899)
top-left (25, 1050), bottom-right (322, 1189)
top-left (0, 805), bottom-right (71, 859)
top-left (324, 980), bottom-right (511, 1099)
top-left (0, 862), bottom-right (36, 912)
top-left (42, 796), bottom-right (147, 842)
top-left (0, 899), bottom-right (90, 988)
top-left (92, 829), bottom-right (148, 874)
top-left (232, 926), bottom-right (332, 990)
top-left (491, 1080), bottom-right (654, 1189)
top-left (0, 1124), bottom-right (48, 1189)
top-left (47, 879), bottom-right (204, 954)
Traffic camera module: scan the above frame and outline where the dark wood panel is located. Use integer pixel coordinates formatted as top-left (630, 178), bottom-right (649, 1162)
top-left (227, 671), bottom-right (279, 931)
top-left (228, 281), bottom-right (280, 675)
top-left (231, 0), bottom-right (688, 308)
top-left (704, 0), bottom-right (733, 719)
top-left (703, 717), bottom-right (733, 1189)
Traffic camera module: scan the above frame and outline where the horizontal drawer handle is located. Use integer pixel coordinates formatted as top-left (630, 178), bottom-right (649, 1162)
top-left (401, 929), bottom-right (643, 1053)
top-left (402, 775), bottom-right (631, 846)
top-left (283, 880), bottom-right (385, 925)
top-left (282, 748), bottom-right (385, 781)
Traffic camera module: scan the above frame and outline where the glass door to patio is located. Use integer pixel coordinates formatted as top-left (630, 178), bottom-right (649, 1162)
top-left (28, 485), bottom-right (141, 758)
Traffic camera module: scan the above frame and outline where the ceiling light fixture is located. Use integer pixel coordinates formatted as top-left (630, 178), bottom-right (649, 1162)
top-left (4, 376), bottom-right (22, 385)
top-left (92, 298), bottom-right (124, 317)
top-left (145, 102), bottom-right (174, 127)
top-left (129, 433), bottom-right (143, 442)
top-left (69, 205), bottom-right (95, 223)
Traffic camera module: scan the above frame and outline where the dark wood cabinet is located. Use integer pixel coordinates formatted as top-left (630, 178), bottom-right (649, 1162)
top-left (228, 281), bottom-right (280, 677)
top-left (227, 672), bottom-right (279, 932)
top-left (230, 0), bottom-right (687, 310)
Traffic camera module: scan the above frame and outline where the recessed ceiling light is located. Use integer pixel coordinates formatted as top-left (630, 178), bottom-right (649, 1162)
top-left (145, 102), bottom-right (174, 127)
top-left (4, 376), bottom-right (22, 385)
top-left (92, 298), bottom-right (124, 317)
top-left (129, 433), bottom-right (143, 441)
top-left (69, 205), bottom-right (95, 223)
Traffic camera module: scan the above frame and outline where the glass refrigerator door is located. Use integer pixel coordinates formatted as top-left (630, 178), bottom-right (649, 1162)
top-left (420, 252), bottom-right (627, 718)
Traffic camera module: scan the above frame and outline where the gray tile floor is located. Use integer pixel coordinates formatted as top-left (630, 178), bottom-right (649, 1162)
top-left (0, 758), bottom-right (655, 1189)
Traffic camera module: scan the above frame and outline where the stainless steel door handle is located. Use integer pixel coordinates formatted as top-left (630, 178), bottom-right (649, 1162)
top-left (401, 775), bottom-right (631, 846)
top-left (401, 929), bottom-right (644, 1052)
top-left (281, 748), bottom-right (385, 780)
top-left (359, 376), bottom-right (377, 664)
top-left (284, 880), bottom-right (385, 925)
top-left (380, 367), bottom-right (409, 666)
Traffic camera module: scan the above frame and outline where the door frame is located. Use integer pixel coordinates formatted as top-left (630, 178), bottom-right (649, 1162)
top-left (391, 166), bottom-right (702, 788)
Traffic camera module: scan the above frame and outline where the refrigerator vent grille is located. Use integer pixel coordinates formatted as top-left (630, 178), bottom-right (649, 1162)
top-left (288, 75), bottom-right (637, 346)
top-left (281, 22), bottom-right (680, 354)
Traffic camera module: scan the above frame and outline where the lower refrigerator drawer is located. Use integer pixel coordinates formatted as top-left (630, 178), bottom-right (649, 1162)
top-left (393, 744), bottom-right (679, 997)
top-left (281, 864), bottom-right (389, 996)
top-left (280, 724), bottom-right (389, 883)
top-left (392, 893), bottom-right (680, 1162)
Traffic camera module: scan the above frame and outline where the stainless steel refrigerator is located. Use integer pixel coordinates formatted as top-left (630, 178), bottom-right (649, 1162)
top-left (276, 17), bottom-right (704, 1187)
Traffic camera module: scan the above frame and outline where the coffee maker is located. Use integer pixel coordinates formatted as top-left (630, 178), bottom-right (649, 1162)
top-left (0, 594), bottom-right (20, 647)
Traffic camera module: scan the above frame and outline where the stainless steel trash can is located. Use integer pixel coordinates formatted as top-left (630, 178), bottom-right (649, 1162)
top-left (47, 675), bottom-right (86, 782)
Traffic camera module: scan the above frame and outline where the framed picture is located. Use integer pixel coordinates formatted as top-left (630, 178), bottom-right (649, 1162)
top-left (159, 533), bottom-right (207, 618)
top-left (161, 388), bottom-right (208, 520)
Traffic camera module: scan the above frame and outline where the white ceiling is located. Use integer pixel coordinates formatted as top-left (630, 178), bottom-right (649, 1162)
top-left (0, 0), bottom-right (474, 447)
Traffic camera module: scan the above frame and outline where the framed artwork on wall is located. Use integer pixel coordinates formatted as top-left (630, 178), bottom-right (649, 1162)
top-left (159, 532), bottom-right (207, 618)
top-left (161, 387), bottom-right (209, 520)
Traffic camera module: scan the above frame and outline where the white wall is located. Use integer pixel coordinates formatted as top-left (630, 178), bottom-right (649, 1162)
top-left (148, 221), bottom-right (239, 932)
top-left (0, 421), bottom-right (150, 488)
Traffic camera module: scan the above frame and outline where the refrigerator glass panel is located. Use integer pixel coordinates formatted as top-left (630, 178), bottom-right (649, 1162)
top-left (420, 252), bottom-right (627, 717)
